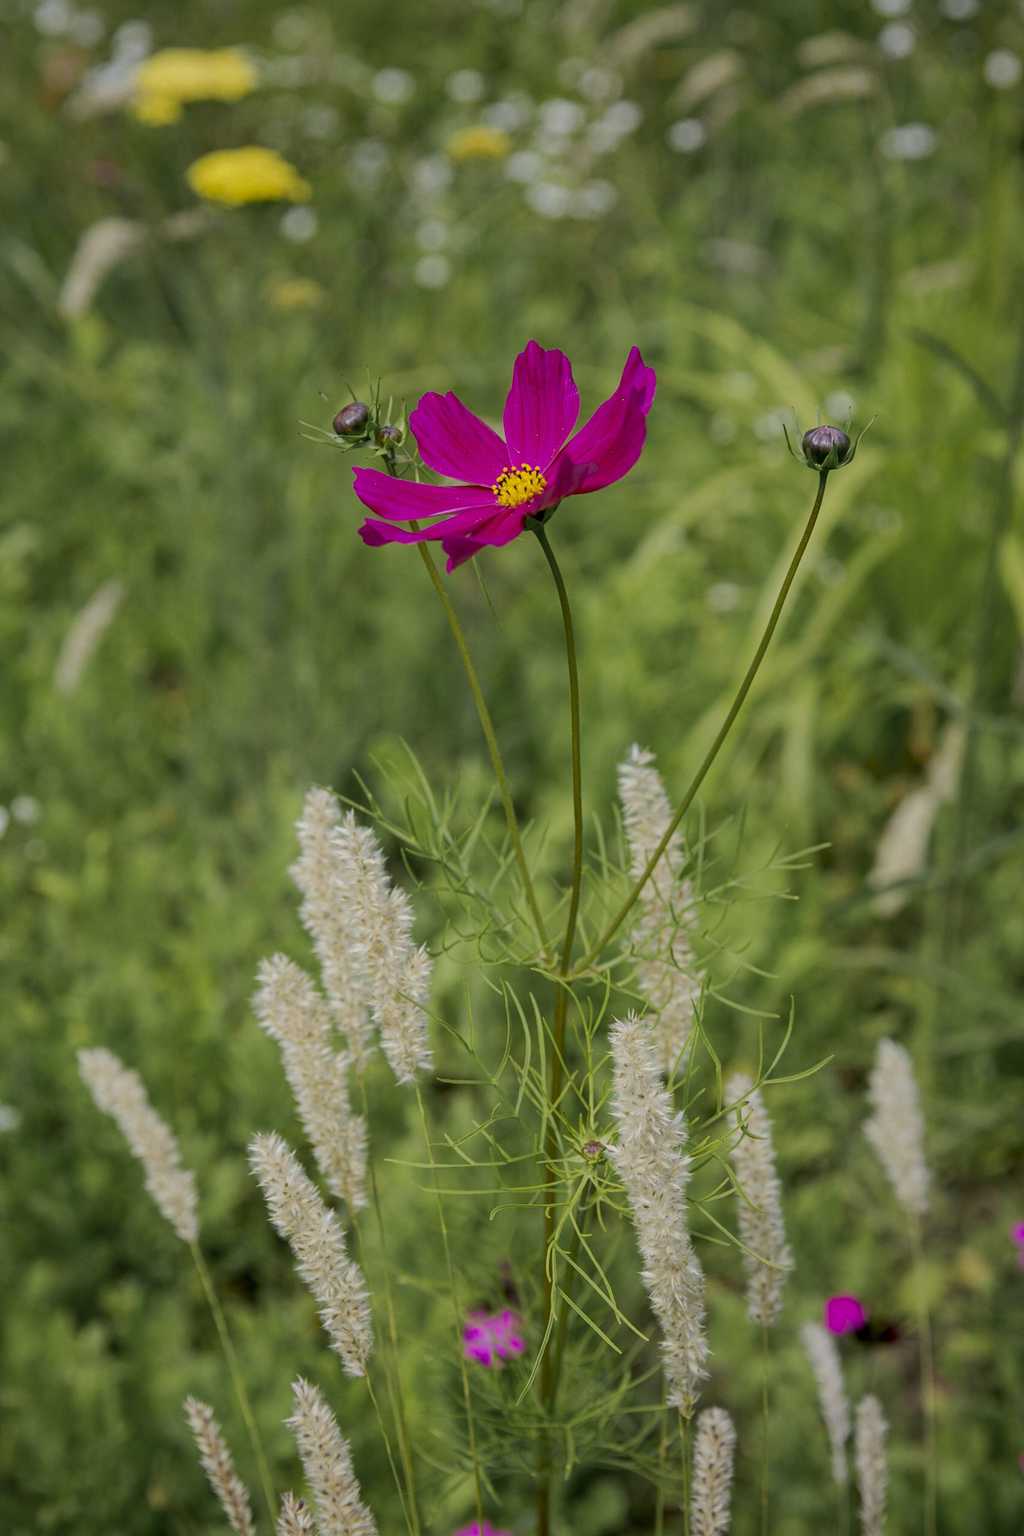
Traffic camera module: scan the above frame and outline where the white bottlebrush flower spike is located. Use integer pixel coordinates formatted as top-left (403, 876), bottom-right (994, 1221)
top-left (183, 1397), bottom-right (255, 1536)
top-left (249, 1132), bottom-right (373, 1376)
top-left (277, 1491), bottom-right (317, 1535)
top-left (78, 1047), bottom-right (198, 1244)
top-left (287, 1377), bottom-right (379, 1536)
top-left (618, 744), bottom-right (702, 1073)
top-left (609, 1013), bottom-right (707, 1413)
top-left (726, 1073), bottom-right (793, 1325)
top-left (691, 1406), bottom-right (736, 1535)
top-left (868, 720), bottom-right (964, 916)
top-left (855, 1394), bottom-right (888, 1536)
top-left (292, 788), bottom-right (433, 1085)
top-left (800, 1321), bottom-right (850, 1485)
top-left (291, 788), bottom-right (375, 1069)
top-left (863, 1037), bottom-right (930, 1219)
top-left (254, 954), bottom-right (368, 1213)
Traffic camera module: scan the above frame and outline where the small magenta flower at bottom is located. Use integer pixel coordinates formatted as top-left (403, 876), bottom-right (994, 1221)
top-left (453, 1524), bottom-right (511, 1536)
top-left (1011, 1223), bottom-right (1024, 1267)
top-left (825, 1295), bottom-right (868, 1335)
top-left (463, 1308), bottom-right (526, 1366)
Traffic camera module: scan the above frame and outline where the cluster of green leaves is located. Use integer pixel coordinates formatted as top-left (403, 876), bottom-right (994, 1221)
top-left (2, 0), bottom-right (1024, 1531)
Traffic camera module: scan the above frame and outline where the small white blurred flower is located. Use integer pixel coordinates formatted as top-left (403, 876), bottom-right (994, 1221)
top-left (879, 23), bottom-right (915, 59)
top-left (411, 154), bottom-right (453, 196)
top-left (579, 66), bottom-right (622, 102)
top-left (414, 254), bottom-right (451, 289)
top-left (871, 0), bottom-right (911, 14)
top-left (940, 0), bottom-right (978, 15)
top-left (505, 149), bottom-right (543, 183)
top-left (825, 389), bottom-right (856, 420)
top-left (667, 118), bottom-right (707, 153)
top-left (71, 9), bottom-right (105, 46)
top-left (372, 68), bottom-right (414, 105)
top-left (0, 1104), bottom-right (21, 1133)
top-left (707, 582), bottom-right (741, 613)
top-left (880, 122), bottom-right (936, 160)
top-left (753, 409), bottom-right (788, 442)
top-left (525, 181), bottom-right (573, 219)
top-left (349, 140), bottom-right (390, 191)
top-left (273, 11), bottom-right (312, 49)
top-left (539, 98), bottom-right (584, 136)
top-left (484, 95), bottom-right (532, 132)
top-left (574, 179), bottom-right (618, 218)
top-left (415, 219), bottom-right (448, 251)
top-left (446, 68), bottom-right (485, 103)
top-left (0, 807), bottom-right (9, 838)
top-left (302, 105), bottom-right (339, 140)
top-left (280, 206), bottom-right (318, 243)
top-left (11, 796), bottom-right (40, 826)
top-left (112, 20), bottom-right (152, 59)
top-left (984, 50), bottom-right (1023, 90)
top-left (602, 99), bottom-right (643, 135)
top-left (34, 0), bottom-right (72, 37)
top-left (709, 414), bottom-right (737, 445)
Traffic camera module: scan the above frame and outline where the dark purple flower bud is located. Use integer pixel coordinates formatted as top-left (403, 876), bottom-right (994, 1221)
top-left (333, 401), bottom-right (370, 436)
top-left (376, 423), bottom-right (403, 446)
top-left (801, 424), bottom-right (851, 470)
top-left (582, 1139), bottom-right (604, 1161)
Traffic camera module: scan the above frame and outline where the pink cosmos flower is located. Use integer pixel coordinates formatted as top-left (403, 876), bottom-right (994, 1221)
top-left (462, 1307), bottom-right (526, 1367)
top-left (353, 340), bottom-right (657, 571)
top-left (825, 1295), bottom-right (868, 1335)
top-left (1012, 1223), bottom-right (1024, 1268)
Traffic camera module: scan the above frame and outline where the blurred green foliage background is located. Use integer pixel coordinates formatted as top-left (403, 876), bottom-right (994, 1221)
top-left (2, 0), bottom-right (1024, 1530)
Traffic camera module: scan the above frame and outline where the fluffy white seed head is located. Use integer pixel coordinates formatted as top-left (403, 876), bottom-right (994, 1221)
top-left (254, 955), bottom-right (368, 1213)
top-left (291, 788), bottom-right (375, 1069)
top-left (183, 1397), bottom-right (255, 1536)
top-left (691, 1406), bottom-right (736, 1536)
top-left (287, 1377), bottom-right (378, 1536)
top-left (249, 1132), bottom-right (372, 1376)
top-left (78, 1047), bottom-right (198, 1244)
top-left (609, 1013), bottom-right (708, 1414)
top-left (618, 745), bottom-right (701, 1073)
top-left (800, 1321), bottom-right (850, 1485)
top-left (855, 1394), bottom-right (888, 1536)
top-left (277, 1492), bottom-right (317, 1535)
top-left (863, 1038), bottom-right (930, 1219)
top-left (726, 1074), bottom-right (793, 1326)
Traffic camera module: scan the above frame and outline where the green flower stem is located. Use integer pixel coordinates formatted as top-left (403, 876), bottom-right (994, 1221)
top-left (415, 1082), bottom-right (485, 1529)
top-left (528, 520), bottom-right (585, 1536)
top-left (911, 1221), bottom-right (938, 1536)
top-left (190, 1243), bottom-right (276, 1527)
top-left (760, 1322), bottom-right (770, 1536)
top-left (364, 1372), bottom-right (416, 1536)
top-left (680, 1412), bottom-right (691, 1536)
top-left (576, 470), bottom-right (832, 971)
top-left (414, 541), bottom-right (552, 958)
top-left (355, 1076), bottom-right (422, 1536)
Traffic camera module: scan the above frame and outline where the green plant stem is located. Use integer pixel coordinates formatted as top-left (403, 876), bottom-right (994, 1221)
top-left (911, 1222), bottom-right (938, 1536)
top-left (355, 1077), bottom-right (422, 1536)
top-left (760, 1322), bottom-right (770, 1536)
top-left (365, 1373), bottom-right (416, 1536)
top-left (577, 471), bottom-right (832, 970)
top-left (654, 1384), bottom-right (669, 1536)
top-left (680, 1412), bottom-right (691, 1536)
top-left (415, 1083), bottom-right (485, 1528)
top-left (190, 1243), bottom-right (276, 1527)
top-left (529, 522), bottom-right (585, 1536)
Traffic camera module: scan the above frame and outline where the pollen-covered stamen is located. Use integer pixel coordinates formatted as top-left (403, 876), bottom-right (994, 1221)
top-left (491, 462), bottom-right (547, 509)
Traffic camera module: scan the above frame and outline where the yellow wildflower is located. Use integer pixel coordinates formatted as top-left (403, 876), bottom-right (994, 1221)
top-left (265, 277), bottom-right (324, 311)
top-left (186, 147), bottom-right (311, 207)
top-left (446, 125), bottom-right (512, 162)
top-left (132, 48), bottom-right (257, 126)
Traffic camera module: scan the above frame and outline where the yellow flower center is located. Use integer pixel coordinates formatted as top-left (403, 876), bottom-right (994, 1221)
top-left (492, 463), bottom-right (547, 509)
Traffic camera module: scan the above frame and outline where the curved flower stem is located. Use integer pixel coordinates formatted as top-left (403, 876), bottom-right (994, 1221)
top-left (911, 1220), bottom-right (938, 1536)
top-left (680, 1412), bottom-right (692, 1536)
top-left (414, 1082), bottom-right (485, 1529)
top-left (190, 1243), bottom-right (276, 1528)
top-left (576, 470), bottom-right (832, 972)
top-left (528, 520), bottom-right (585, 1536)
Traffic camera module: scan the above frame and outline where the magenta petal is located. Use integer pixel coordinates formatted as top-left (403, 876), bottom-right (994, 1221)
top-left (410, 391), bottom-right (509, 483)
top-left (1011, 1223), bottom-right (1024, 1246)
top-left (359, 502), bottom-right (496, 548)
top-left (352, 466), bottom-right (490, 523)
top-left (825, 1295), bottom-right (867, 1335)
top-left (502, 340), bottom-right (580, 470)
top-left (442, 509), bottom-right (527, 571)
top-left (558, 345), bottom-right (656, 494)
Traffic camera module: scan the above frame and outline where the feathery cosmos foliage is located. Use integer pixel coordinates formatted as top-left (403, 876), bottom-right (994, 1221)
top-left (353, 340), bottom-right (656, 569)
top-left (253, 954), bottom-right (368, 1213)
top-left (182, 1397), bottom-right (255, 1536)
top-left (286, 1378), bottom-right (379, 1536)
top-left (726, 1074), bottom-right (792, 1326)
top-left (800, 1322), bottom-right (851, 1485)
top-left (609, 1013), bottom-right (707, 1413)
top-left (617, 744), bottom-right (702, 1073)
top-left (863, 1038), bottom-right (930, 1219)
top-left (855, 1395), bottom-right (889, 1536)
top-left (249, 1131), bottom-right (373, 1376)
top-left (691, 1407), bottom-right (737, 1536)
top-left (78, 1047), bottom-right (198, 1245)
